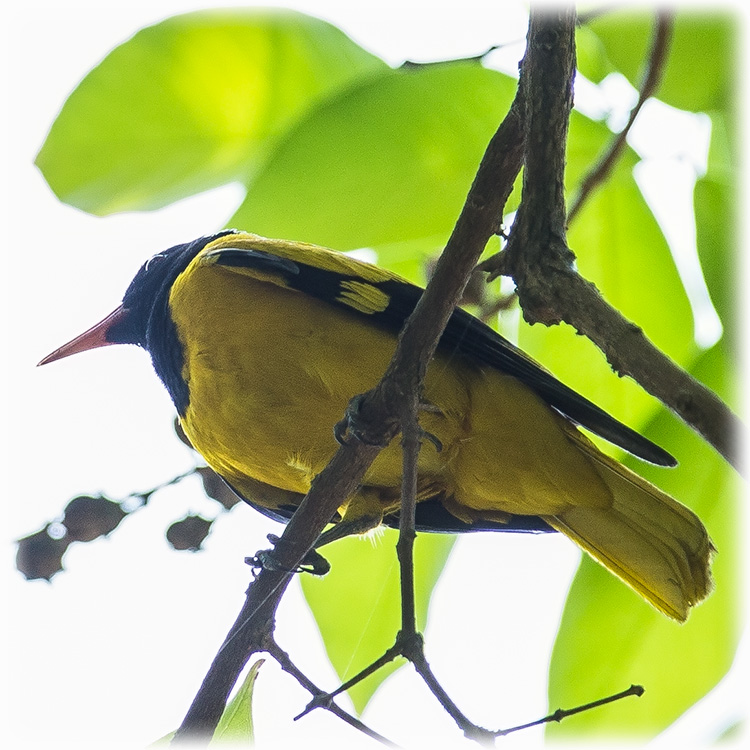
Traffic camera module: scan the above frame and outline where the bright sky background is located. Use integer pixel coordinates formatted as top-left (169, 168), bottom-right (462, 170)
top-left (1, 1), bottom-right (747, 749)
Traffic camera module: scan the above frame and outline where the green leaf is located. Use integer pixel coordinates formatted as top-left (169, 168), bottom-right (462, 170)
top-left (517, 111), bottom-right (695, 434)
top-left (300, 530), bottom-right (454, 713)
top-left (577, 12), bottom-right (736, 113)
top-left (574, 24), bottom-right (613, 85)
top-left (35, 9), bottom-right (386, 215)
top-left (547, 342), bottom-right (740, 739)
top-left (209, 659), bottom-right (264, 745)
top-left (694, 111), bottom-right (739, 344)
top-left (230, 62), bottom-right (516, 252)
top-left (372, 235), bottom-right (447, 286)
top-left (151, 659), bottom-right (264, 746)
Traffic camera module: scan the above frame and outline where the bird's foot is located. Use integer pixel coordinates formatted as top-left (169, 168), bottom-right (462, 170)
top-left (333, 393), bottom-right (396, 447)
top-left (245, 534), bottom-right (331, 576)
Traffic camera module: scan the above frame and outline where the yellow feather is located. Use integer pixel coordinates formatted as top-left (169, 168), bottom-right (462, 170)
top-left (165, 232), bottom-right (714, 620)
top-left (543, 424), bottom-right (715, 621)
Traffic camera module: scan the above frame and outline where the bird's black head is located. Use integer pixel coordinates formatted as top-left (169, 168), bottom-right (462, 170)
top-left (109, 231), bottom-right (237, 348)
top-left (39, 230), bottom-right (238, 416)
top-left (111, 230), bottom-right (238, 413)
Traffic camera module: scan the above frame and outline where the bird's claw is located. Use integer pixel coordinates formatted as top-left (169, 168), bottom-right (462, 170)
top-left (333, 394), bottom-right (392, 447)
top-left (245, 534), bottom-right (331, 576)
top-left (420, 428), bottom-right (443, 453)
top-left (334, 396), bottom-right (442, 453)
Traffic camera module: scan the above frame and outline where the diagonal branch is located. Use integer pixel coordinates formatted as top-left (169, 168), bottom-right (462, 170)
top-left (567, 12), bottom-right (674, 224)
top-left (171, 440), bottom-right (388, 742)
top-left (172, 51), bottom-right (527, 745)
top-left (494, 684), bottom-right (644, 737)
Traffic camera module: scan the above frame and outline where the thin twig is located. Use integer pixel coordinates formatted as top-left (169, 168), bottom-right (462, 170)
top-left (294, 642), bottom-right (404, 719)
top-left (296, 628), bottom-right (495, 744)
top-left (399, 42), bottom-right (515, 69)
top-left (567, 12), bottom-right (674, 224)
top-left (397, 395), bottom-right (421, 635)
top-left (265, 638), bottom-right (402, 749)
top-left (129, 466), bottom-right (199, 503)
top-left (398, 403), bottom-right (494, 742)
top-left (495, 684), bottom-right (644, 736)
top-left (409, 644), bottom-right (495, 745)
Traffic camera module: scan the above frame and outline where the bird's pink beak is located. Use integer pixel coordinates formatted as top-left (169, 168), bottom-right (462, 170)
top-left (38, 306), bottom-right (129, 366)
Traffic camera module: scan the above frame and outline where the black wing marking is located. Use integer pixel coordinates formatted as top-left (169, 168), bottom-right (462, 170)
top-left (210, 248), bottom-right (301, 277)
top-left (439, 307), bottom-right (677, 466)
top-left (229, 481), bottom-right (554, 534)
top-left (389, 497), bottom-right (554, 534)
top-left (210, 248), bottom-right (676, 467)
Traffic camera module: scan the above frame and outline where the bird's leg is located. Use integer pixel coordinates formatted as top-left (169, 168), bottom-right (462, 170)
top-left (312, 512), bottom-right (383, 549)
top-left (246, 534), bottom-right (331, 577)
top-left (248, 491), bottom-right (384, 575)
top-left (333, 393), bottom-right (396, 447)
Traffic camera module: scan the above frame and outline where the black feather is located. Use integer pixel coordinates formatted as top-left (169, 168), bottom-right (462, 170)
top-left (211, 247), bottom-right (676, 467)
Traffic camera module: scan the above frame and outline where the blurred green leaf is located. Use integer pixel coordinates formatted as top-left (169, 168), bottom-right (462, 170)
top-left (574, 24), bottom-right (612, 85)
top-left (578, 12), bottom-right (736, 113)
top-left (209, 659), bottom-right (264, 745)
top-left (230, 62), bottom-right (516, 252)
top-left (36, 9), bottom-right (386, 214)
top-left (300, 530), bottom-right (454, 713)
top-left (695, 111), bottom-right (738, 345)
top-left (517, 112), bottom-right (695, 435)
top-left (547, 341), bottom-right (740, 739)
top-left (372, 235), bottom-right (446, 286)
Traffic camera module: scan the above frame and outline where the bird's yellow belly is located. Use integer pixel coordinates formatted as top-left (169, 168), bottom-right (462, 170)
top-left (172, 263), bottom-right (610, 521)
top-left (174, 268), bottom-right (465, 501)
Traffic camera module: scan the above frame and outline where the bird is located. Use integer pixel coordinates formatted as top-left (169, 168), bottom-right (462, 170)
top-left (39, 230), bottom-right (714, 621)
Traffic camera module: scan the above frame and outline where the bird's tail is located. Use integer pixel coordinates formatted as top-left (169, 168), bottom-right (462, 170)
top-left (543, 427), bottom-right (715, 622)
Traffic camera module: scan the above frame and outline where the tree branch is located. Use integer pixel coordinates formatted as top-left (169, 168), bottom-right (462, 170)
top-left (265, 638), bottom-right (401, 748)
top-left (396, 397), bottom-right (420, 635)
top-left (494, 684), bottom-right (644, 737)
top-left (567, 12), bottom-right (674, 224)
top-left (173, 6), bottom-right (739, 744)
top-left (482, 5), bottom-right (742, 472)
top-left (172, 48), bottom-right (527, 745)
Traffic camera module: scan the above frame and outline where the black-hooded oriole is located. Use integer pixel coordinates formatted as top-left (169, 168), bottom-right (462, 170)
top-left (39, 230), bottom-right (714, 621)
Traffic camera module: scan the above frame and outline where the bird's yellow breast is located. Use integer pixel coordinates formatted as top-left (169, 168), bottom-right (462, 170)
top-left (168, 252), bottom-right (610, 521)
top-left (169, 259), bottom-right (467, 500)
